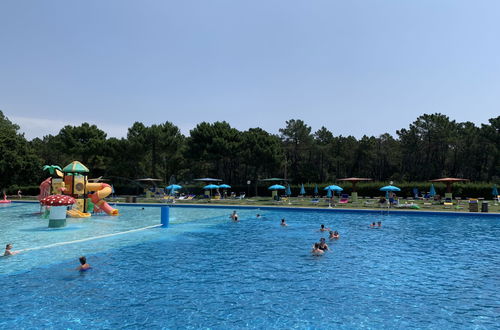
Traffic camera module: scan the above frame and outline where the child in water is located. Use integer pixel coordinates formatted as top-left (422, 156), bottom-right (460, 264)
top-left (281, 218), bottom-right (288, 226)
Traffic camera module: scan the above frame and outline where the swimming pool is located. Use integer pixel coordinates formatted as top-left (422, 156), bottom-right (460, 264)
top-left (1, 203), bottom-right (498, 328)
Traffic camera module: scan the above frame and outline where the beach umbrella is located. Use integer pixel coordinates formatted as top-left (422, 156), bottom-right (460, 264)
top-left (299, 184), bottom-right (306, 195)
top-left (285, 185), bottom-right (292, 196)
top-left (219, 184), bottom-right (231, 189)
top-left (412, 187), bottom-right (419, 198)
top-left (380, 185), bottom-right (401, 192)
top-left (326, 189), bottom-right (332, 198)
top-left (203, 184), bottom-right (219, 189)
top-left (492, 185), bottom-right (498, 197)
top-left (324, 185), bottom-right (343, 192)
top-left (429, 184), bottom-right (436, 197)
top-left (313, 184), bottom-right (318, 195)
top-left (166, 184), bottom-right (182, 195)
top-left (268, 184), bottom-right (286, 190)
top-left (194, 178), bottom-right (222, 182)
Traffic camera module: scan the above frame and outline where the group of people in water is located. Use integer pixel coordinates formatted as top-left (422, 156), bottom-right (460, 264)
top-left (4, 243), bottom-right (90, 271)
top-left (229, 211), bottom-right (348, 256)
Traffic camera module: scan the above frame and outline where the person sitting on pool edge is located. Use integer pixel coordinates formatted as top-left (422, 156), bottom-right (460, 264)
top-left (76, 256), bottom-right (91, 271)
top-left (230, 211), bottom-right (239, 222)
top-left (319, 224), bottom-right (330, 232)
top-left (281, 218), bottom-right (288, 226)
top-left (3, 243), bottom-right (18, 256)
top-left (329, 231), bottom-right (340, 239)
top-left (311, 243), bottom-right (324, 256)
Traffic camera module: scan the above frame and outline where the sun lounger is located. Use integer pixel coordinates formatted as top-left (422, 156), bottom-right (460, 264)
top-left (339, 194), bottom-right (349, 204)
top-left (311, 198), bottom-right (320, 205)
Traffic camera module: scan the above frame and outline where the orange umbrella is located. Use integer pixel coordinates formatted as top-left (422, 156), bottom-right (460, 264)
top-left (429, 178), bottom-right (469, 193)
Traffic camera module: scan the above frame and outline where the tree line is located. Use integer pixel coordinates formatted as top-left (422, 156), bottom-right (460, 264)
top-left (0, 111), bottom-right (498, 192)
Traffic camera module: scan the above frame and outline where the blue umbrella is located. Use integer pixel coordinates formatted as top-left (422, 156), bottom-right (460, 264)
top-left (299, 184), bottom-right (306, 195)
top-left (429, 184), bottom-right (436, 197)
top-left (380, 185), bottom-right (401, 192)
top-left (324, 185), bottom-right (343, 191)
top-left (314, 184), bottom-right (318, 195)
top-left (326, 189), bottom-right (332, 198)
top-left (285, 185), bottom-right (292, 196)
top-left (203, 184), bottom-right (219, 189)
top-left (166, 184), bottom-right (182, 190)
top-left (492, 185), bottom-right (498, 197)
top-left (219, 184), bottom-right (231, 189)
top-left (412, 187), bottom-right (419, 198)
top-left (268, 184), bottom-right (286, 190)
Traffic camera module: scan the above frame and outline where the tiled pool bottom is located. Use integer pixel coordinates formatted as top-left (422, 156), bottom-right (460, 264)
top-left (0, 203), bottom-right (498, 328)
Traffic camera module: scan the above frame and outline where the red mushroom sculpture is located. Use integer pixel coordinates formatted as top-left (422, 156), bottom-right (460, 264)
top-left (40, 195), bottom-right (76, 228)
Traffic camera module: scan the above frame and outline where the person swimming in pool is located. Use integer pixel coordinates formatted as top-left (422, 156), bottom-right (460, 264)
top-left (318, 238), bottom-right (329, 251)
top-left (76, 256), bottom-right (91, 271)
top-left (319, 224), bottom-right (330, 232)
top-left (230, 211), bottom-right (239, 222)
top-left (3, 243), bottom-right (18, 256)
top-left (281, 218), bottom-right (288, 226)
top-left (377, 221), bottom-right (382, 227)
top-left (370, 222), bottom-right (376, 228)
top-left (311, 243), bottom-right (324, 256)
top-left (329, 231), bottom-right (340, 239)
top-left (256, 214), bottom-right (262, 218)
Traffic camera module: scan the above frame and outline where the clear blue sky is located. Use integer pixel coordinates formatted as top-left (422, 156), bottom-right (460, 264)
top-left (1, 0), bottom-right (499, 140)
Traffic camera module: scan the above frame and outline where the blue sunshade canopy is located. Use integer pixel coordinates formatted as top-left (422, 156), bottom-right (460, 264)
top-left (380, 185), bottom-right (401, 192)
top-left (203, 184), bottom-right (219, 189)
top-left (219, 184), bottom-right (231, 189)
top-left (326, 189), bottom-right (332, 198)
top-left (324, 185), bottom-right (343, 191)
top-left (299, 184), bottom-right (306, 195)
top-left (429, 184), bottom-right (436, 197)
top-left (166, 184), bottom-right (182, 190)
top-left (492, 185), bottom-right (498, 196)
top-left (268, 184), bottom-right (286, 190)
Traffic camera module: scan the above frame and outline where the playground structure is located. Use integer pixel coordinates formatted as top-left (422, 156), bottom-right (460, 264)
top-left (39, 162), bottom-right (118, 227)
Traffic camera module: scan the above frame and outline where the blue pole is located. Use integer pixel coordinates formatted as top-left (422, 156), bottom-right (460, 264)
top-left (161, 206), bottom-right (169, 227)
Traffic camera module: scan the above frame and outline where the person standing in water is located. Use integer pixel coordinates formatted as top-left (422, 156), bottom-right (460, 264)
top-left (281, 218), bottom-right (288, 226)
top-left (230, 211), bottom-right (239, 222)
top-left (76, 256), bottom-right (91, 271)
top-left (3, 244), bottom-right (19, 256)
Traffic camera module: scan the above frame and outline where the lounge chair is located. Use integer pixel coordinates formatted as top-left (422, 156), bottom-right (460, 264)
top-left (236, 193), bottom-right (245, 200)
top-left (311, 198), bottom-right (320, 205)
top-left (339, 194), bottom-right (349, 204)
top-left (443, 198), bottom-right (453, 209)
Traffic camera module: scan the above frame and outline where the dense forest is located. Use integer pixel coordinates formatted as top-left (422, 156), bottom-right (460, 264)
top-left (0, 111), bottom-right (498, 194)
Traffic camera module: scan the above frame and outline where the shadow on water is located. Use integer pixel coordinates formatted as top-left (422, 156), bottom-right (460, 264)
top-left (19, 226), bottom-right (83, 232)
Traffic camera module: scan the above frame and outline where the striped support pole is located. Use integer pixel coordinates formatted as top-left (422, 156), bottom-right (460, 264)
top-left (161, 206), bottom-right (169, 227)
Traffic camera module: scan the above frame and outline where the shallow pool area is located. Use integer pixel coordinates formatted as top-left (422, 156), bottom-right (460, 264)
top-left (0, 203), bottom-right (499, 328)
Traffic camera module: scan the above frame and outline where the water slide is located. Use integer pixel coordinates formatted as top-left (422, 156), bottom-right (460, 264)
top-left (87, 183), bottom-right (119, 216)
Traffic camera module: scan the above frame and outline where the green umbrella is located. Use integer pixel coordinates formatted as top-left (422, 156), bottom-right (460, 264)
top-left (62, 161), bottom-right (89, 173)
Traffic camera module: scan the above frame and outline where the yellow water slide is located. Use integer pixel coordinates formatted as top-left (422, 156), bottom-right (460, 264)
top-left (86, 183), bottom-right (119, 216)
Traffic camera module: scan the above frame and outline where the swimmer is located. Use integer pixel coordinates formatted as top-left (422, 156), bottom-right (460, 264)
top-left (230, 211), bottom-right (239, 222)
top-left (377, 221), bottom-right (382, 227)
top-left (319, 224), bottom-right (330, 232)
top-left (3, 243), bottom-right (18, 256)
top-left (76, 256), bottom-right (91, 271)
top-left (311, 243), bottom-right (324, 255)
top-left (318, 238), bottom-right (329, 251)
top-left (256, 214), bottom-right (261, 218)
top-left (370, 222), bottom-right (376, 228)
top-left (281, 218), bottom-right (288, 226)
top-left (329, 230), bottom-right (340, 239)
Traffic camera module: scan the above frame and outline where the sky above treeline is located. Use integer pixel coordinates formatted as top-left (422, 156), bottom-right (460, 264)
top-left (1, 0), bottom-right (499, 140)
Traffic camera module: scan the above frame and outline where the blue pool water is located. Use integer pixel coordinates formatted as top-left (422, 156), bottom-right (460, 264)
top-left (0, 203), bottom-right (499, 328)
